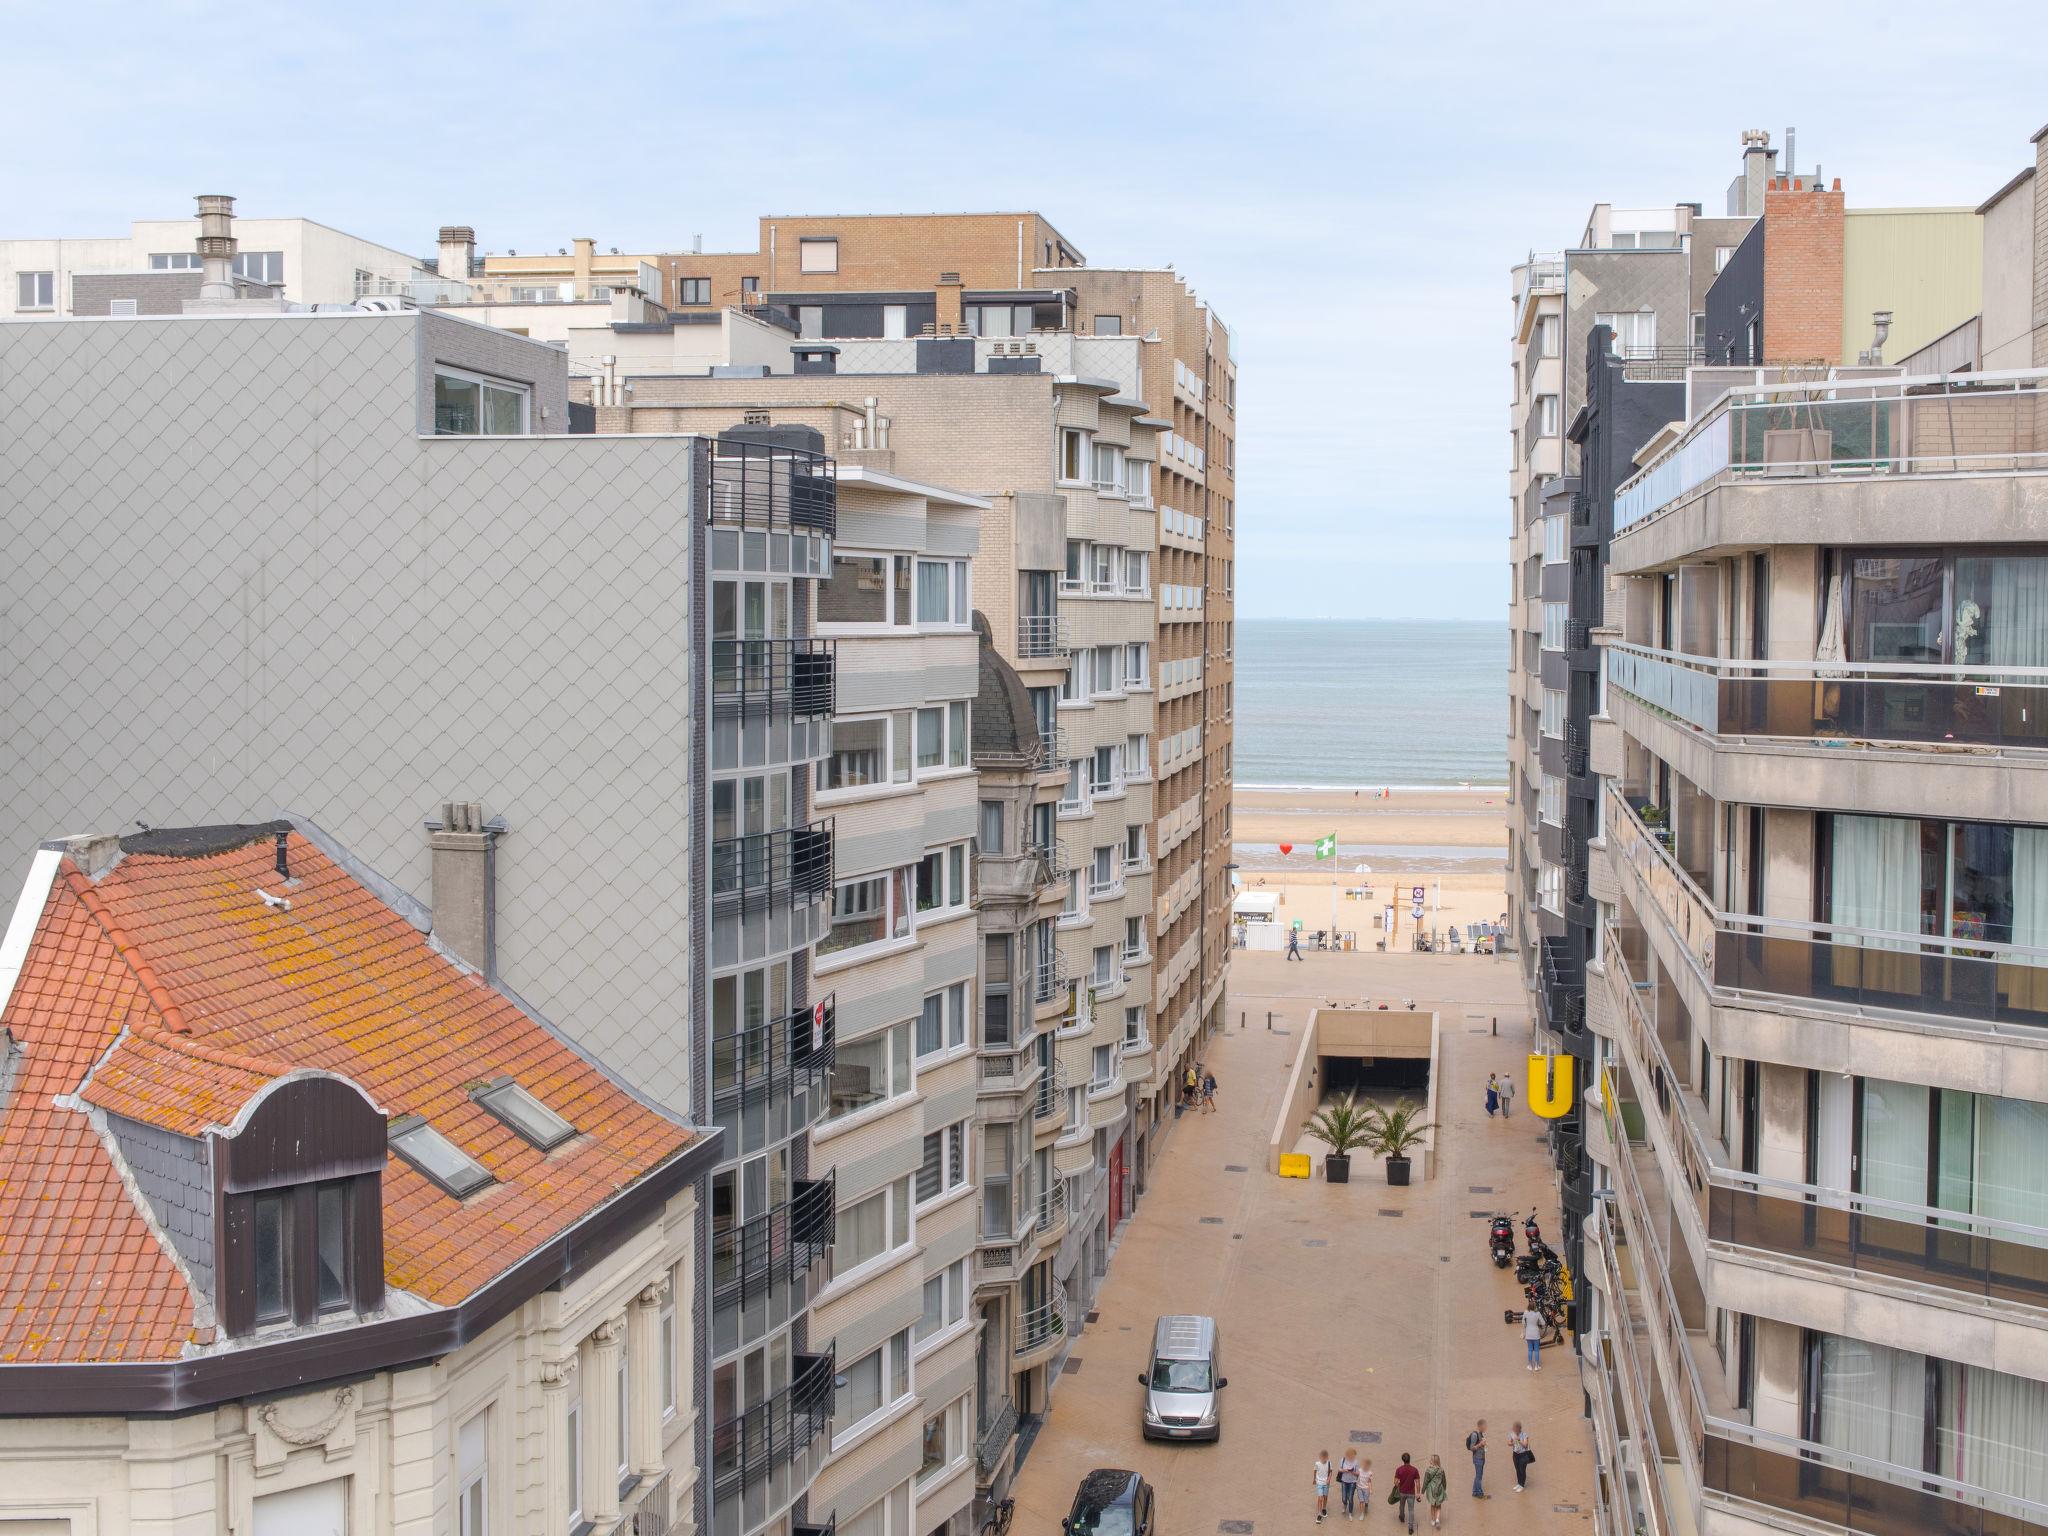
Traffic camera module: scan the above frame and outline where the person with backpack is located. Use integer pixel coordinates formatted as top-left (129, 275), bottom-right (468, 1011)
top-left (1465, 1419), bottom-right (1487, 1497)
top-left (1421, 1456), bottom-right (1449, 1530)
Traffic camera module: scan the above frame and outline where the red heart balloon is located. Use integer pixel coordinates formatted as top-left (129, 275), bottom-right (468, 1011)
top-left (1279, 842), bottom-right (1293, 855)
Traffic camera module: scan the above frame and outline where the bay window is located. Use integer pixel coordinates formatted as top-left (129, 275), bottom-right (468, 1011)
top-left (822, 867), bottom-right (914, 955)
top-left (914, 558), bottom-right (970, 627)
top-left (819, 552), bottom-right (913, 627)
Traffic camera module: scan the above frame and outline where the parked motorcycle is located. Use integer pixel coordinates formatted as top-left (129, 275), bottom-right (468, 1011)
top-left (1488, 1214), bottom-right (1516, 1269)
top-left (1523, 1208), bottom-right (1544, 1251)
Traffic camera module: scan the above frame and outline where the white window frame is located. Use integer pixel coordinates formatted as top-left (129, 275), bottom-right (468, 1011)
top-left (799, 237), bottom-right (839, 274)
top-left (912, 702), bottom-right (971, 777)
top-left (1124, 1005), bottom-right (1146, 1048)
top-left (821, 867), bottom-right (916, 959)
top-left (915, 1259), bottom-right (971, 1350)
top-left (819, 711), bottom-right (914, 800)
top-left (1091, 441), bottom-right (1127, 496)
top-left (1124, 642), bottom-right (1150, 690)
top-left (1123, 824), bottom-right (1147, 870)
top-left (433, 365), bottom-right (531, 437)
top-left (822, 1019), bottom-right (914, 1126)
top-left (916, 1120), bottom-right (970, 1206)
top-left (458, 1407), bottom-right (489, 1536)
top-left (831, 1175), bottom-right (915, 1287)
top-left (913, 557), bottom-right (971, 629)
top-left (832, 1327), bottom-right (915, 1449)
top-left (17, 271), bottom-right (55, 311)
top-left (1537, 394), bottom-right (1561, 438)
top-left (1123, 733), bottom-right (1150, 779)
top-left (1058, 429), bottom-right (1091, 486)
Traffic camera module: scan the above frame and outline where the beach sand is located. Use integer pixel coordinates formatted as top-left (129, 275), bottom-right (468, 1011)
top-left (1230, 785), bottom-right (1508, 944)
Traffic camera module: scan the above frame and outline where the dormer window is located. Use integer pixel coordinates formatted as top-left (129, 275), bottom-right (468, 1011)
top-left (252, 1179), bottom-right (357, 1326)
top-left (474, 1079), bottom-right (575, 1150)
top-left (392, 1116), bottom-right (493, 1198)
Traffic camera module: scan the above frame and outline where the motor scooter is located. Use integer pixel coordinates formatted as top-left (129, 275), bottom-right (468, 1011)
top-left (1488, 1214), bottom-right (1516, 1269)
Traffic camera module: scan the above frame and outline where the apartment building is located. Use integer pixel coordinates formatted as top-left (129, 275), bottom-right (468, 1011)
top-left (803, 467), bottom-right (991, 1536)
top-left (0, 819), bottom-right (716, 1535)
top-left (1568, 123), bottom-right (2048, 1536)
top-left (0, 305), bottom-right (844, 1536)
top-left (2, 194), bottom-right (429, 315)
top-left (584, 332), bottom-right (1166, 1451)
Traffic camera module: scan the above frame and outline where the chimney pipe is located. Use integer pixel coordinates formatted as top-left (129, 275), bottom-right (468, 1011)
top-left (429, 801), bottom-right (503, 980)
top-left (274, 829), bottom-right (290, 880)
top-left (196, 194), bottom-right (238, 300)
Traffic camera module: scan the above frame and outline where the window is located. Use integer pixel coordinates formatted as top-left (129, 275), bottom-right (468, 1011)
top-left (678, 277), bottom-right (711, 304)
top-left (660, 1300), bottom-right (677, 1418)
top-left (983, 934), bottom-right (1015, 1047)
top-left (566, 1396), bottom-right (583, 1528)
top-left (920, 1397), bottom-right (963, 1482)
top-left (911, 703), bottom-right (969, 773)
top-left (1092, 946), bottom-right (1118, 989)
top-left (820, 552), bottom-right (913, 626)
top-left (1537, 395), bottom-right (1560, 437)
top-left (914, 558), bottom-right (970, 626)
top-left (1124, 826), bottom-right (1146, 870)
top-left (882, 303), bottom-right (908, 339)
top-left (434, 367), bottom-right (529, 436)
top-left (916, 844), bottom-right (968, 914)
top-left (1715, 245), bottom-right (1736, 273)
top-left (917, 1122), bottom-right (968, 1203)
top-left (917, 1260), bottom-right (968, 1344)
top-left (1091, 845), bottom-right (1117, 895)
top-left (1542, 601), bottom-right (1567, 650)
top-left (253, 1191), bottom-right (291, 1324)
top-left (822, 715), bottom-right (903, 794)
top-left (474, 1079), bottom-right (575, 1149)
top-left (834, 1176), bottom-right (912, 1278)
top-left (1539, 688), bottom-right (1565, 739)
top-left (1124, 1005), bottom-right (1146, 1047)
top-left (1128, 460), bottom-right (1152, 507)
top-left (741, 276), bottom-right (759, 295)
top-left (1093, 314), bottom-right (1122, 336)
top-left (1543, 512), bottom-right (1567, 564)
top-left (1124, 642), bottom-right (1150, 689)
top-left (315, 1183), bottom-right (348, 1310)
top-left (234, 250), bottom-right (284, 286)
top-left (797, 305), bottom-right (824, 337)
top-left (16, 271), bottom-right (54, 310)
top-left (823, 867), bottom-right (913, 955)
top-left (1125, 916), bottom-right (1146, 957)
top-left (392, 1116), bottom-right (493, 1196)
top-left (459, 1409), bottom-right (489, 1536)
top-left (1535, 314), bottom-right (1560, 357)
top-left (1092, 1043), bottom-right (1115, 1086)
top-left (1123, 734), bottom-right (1149, 778)
top-left (1092, 441), bottom-right (1127, 495)
top-left (1091, 745), bottom-right (1119, 795)
top-left (916, 982), bottom-right (968, 1058)
top-left (799, 238), bottom-right (838, 274)
top-left (979, 799), bottom-right (1006, 855)
top-left (834, 1330), bottom-right (914, 1444)
top-left (826, 1021), bottom-right (912, 1121)
top-left (1061, 760), bottom-right (1088, 815)
top-left (150, 251), bottom-right (203, 270)
top-left (1539, 774), bottom-right (1564, 825)
top-left (616, 1357), bottom-right (630, 1483)
top-left (1059, 429), bottom-right (1089, 484)
top-left (1596, 310), bottom-right (1657, 357)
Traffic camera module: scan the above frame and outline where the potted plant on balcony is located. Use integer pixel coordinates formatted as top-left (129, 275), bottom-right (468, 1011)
top-left (1302, 1094), bottom-right (1374, 1183)
top-left (1365, 1098), bottom-right (1435, 1187)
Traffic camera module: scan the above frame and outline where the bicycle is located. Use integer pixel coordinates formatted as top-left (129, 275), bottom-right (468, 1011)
top-left (980, 1497), bottom-right (1015, 1536)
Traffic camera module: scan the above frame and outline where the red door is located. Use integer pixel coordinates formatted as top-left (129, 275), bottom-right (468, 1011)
top-left (1109, 1136), bottom-right (1127, 1229)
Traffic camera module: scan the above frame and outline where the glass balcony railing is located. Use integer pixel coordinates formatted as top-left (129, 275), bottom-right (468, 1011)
top-left (1602, 782), bottom-right (1718, 977)
top-left (1607, 642), bottom-right (2048, 749)
top-left (1615, 369), bottom-right (2048, 532)
top-left (710, 638), bottom-right (836, 718)
top-left (1715, 919), bottom-right (2048, 1031)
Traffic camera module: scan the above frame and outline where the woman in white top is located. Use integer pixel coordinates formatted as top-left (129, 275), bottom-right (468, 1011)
top-left (1337, 1449), bottom-right (1363, 1519)
top-left (1315, 1451), bottom-right (1333, 1524)
top-left (1508, 1423), bottom-right (1533, 1490)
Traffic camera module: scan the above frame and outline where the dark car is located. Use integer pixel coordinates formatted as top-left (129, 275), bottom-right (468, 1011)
top-left (1063, 1469), bottom-right (1156, 1536)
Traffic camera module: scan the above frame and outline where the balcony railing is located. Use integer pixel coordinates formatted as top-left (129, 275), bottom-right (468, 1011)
top-left (1032, 949), bottom-right (1070, 1006)
top-left (711, 1175), bottom-right (836, 1313)
top-left (1615, 368), bottom-right (2048, 532)
top-left (710, 638), bottom-right (836, 718)
top-left (711, 822), bottom-right (833, 906)
top-left (625, 1470), bottom-right (671, 1536)
top-left (1603, 782), bottom-right (1717, 977)
top-left (711, 1348), bottom-right (835, 1502)
top-left (1015, 1295), bottom-right (1068, 1357)
top-left (1608, 642), bottom-right (2048, 750)
top-left (1035, 1057), bottom-right (1070, 1122)
top-left (354, 272), bottom-right (475, 305)
top-left (708, 438), bottom-right (837, 537)
top-left (1017, 612), bottom-right (1069, 658)
top-left (1036, 1177), bottom-right (1068, 1236)
top-left (711, 996), bottom-right (836, 1111)
top-left (976, 1398), bottom-right (1020, 1477)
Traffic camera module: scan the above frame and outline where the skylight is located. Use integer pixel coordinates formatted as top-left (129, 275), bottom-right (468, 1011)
top-left (390, 1117), bottom-right (493, 1198)
top-left (475, 1079), bottom-right (576, 1151)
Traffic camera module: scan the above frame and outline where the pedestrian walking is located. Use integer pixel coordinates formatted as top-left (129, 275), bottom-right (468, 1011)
top-left (1421, 1456), bottom-right (1448, 1530)
top-left (1202, 1069), bottom-right (1218, 1113)
top-left (1357, 1459), bottom-right (1373, 1519)
top-left (1464, 1419), bottom-right (1487, 1498)
top-left (1499, 1074), bottom-right (1515, 1119)
top-left (1287, 928), bottom-right (1304, 961)
top-left (1523, 1305), bottom-right (1544, 1370)
top-left (1338, 1449), bottom-right (1363, 1519)
top-left (1391, 1453), bottom-right (1421, 1534)
top-left (1484, 1074), bottom-right (1500, 1117)
top-left (1508, 1423), bottom-right (1533, 1491)
top-left (1183, 1064), bottom-right (1199, 1109)
top-left (1315, 1449), bottom-right (1333, 1524)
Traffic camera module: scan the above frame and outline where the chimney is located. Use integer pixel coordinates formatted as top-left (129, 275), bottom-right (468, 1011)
top-left (1761, 171), bottom-right (1846, 365)
top-left (438, 225), bottom-right (477, 280)
top-left (429, 801), bottom-right (502, 980)
top-left (196, 194), bottom-right (238, 299)
top-left (1733, 129), bottom-right (1777, 217)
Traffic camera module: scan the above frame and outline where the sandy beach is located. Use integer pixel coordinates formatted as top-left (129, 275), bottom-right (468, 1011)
top-left (1230, 785), bottom-right (1508, 945)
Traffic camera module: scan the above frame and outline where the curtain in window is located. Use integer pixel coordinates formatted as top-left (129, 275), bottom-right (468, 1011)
top-left (1958, 555), bottom-right (2048, 668)
top-left (1830, 815), bottom-right (1923, 992)
top-left (1816, 1335), bottom-right (1927, 1469)
top-left (1813, 1071), bottom-right (1854, 1208)
top-left (916, 562), bottom-right (951, 624)
top-left (2009, 828), bottom-right (2048, 1013)
top-left (1859, 1079), bottom-right (1929, 1210)
top-left (1937, 1360), bottom-right (2048, 1503)
top-left (1974, 1095), bottom-right (2048, 1244)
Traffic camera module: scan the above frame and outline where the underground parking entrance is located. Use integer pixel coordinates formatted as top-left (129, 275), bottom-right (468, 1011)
top-left (1268, 1005), bottom-right (1440, 1181)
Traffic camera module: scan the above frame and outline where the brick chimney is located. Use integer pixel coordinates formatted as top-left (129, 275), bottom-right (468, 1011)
top-left (429, 801), bottom-right (502, 980)
top-left (1762, 175), bottom-right (1846, 365)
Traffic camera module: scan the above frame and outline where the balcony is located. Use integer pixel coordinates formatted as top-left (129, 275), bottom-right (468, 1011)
top-left (1607, 642), bottom-right (2048, 751)
top-left (1014, 1295), bottom-right (1069, 1362)
top-left (711, 822), bottom-right (833, 907)
top-left (711, 1349), bottom-right (835, 1504)
top-left (1017, 612), bottom-right (1070, 659)
top-left (1035, 1057), bottom-right (1070, 1124)
top-left (1035, 1177), bottom-right (1069, 1241)
top-left (1602, 782), bottom-right (1717, 978)
top-left (708, 437), bottom-right (837, 538)
top-left (976, 1398), bottom-right (1020, 1480)
top-left (711, 996), bottom-right (836, 1117)
top-left (712, 1176), bottom-right (836, 1318)
top-left (1614, 369), bottom-right (2048, 535)
top-left (710, 638), bottom-right (836, 719)
top-left (975, 844), bottom-right (1052, 903)
top-left (624, 1471), bottom-right (672, 1536)
top-left (1032, 949), bottom-right (1071, 1008)
top-left (977, 1035), bottom-right (1044, 1097)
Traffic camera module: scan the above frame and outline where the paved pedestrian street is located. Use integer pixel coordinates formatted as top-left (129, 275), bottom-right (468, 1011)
top-left (1009, 943), bottom-right (1596, 1534)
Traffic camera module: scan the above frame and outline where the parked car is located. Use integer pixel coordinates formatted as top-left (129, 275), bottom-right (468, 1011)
top-left (1063, 1469), bottom-right (1156, 1536)
top-left (1139, 1313), bottom-right (1225, 1440)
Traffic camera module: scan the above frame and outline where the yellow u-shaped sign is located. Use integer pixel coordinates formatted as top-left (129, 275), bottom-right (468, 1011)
top-left (1528, 1053), bottom-right (1575, 1119)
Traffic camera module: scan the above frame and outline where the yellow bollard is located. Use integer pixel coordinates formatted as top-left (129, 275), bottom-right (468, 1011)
top-left (1527, 1053), bottom-right (1575, 1119)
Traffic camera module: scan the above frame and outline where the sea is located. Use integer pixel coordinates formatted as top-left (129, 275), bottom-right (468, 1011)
top-left (1233, 618), bottom-right (1507, 788)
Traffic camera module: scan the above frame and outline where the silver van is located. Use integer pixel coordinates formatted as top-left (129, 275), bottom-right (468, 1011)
top-left (1138, 1314), bottom-right (1225, 1440)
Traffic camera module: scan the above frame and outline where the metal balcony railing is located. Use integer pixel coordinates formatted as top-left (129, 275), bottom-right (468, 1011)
top-left (1017, 612), bottom-right (1069, 658)
top-left (710, 638), bottom-right (836, 718)
top-left (793, 1515), bottom-right (835, 1536)
top-left (1015, 1295), bottom-right (1068, 1356)
top-left (710, 1348), bottom-right (835, 1502)
top-left (711, 821), bottom-right (832, 906)
top-left (976, 1398), bottom-right (1020, 1477)
top-left (1036, 1177), bottom-right (1068, 1235)
top-left (1035, 1057), bottom-right (1069, 1122)
top-left (707, 437), bottom-right (837, 537)
top-left (625, 1470), bottom-right (671, 1536)
top-left (1032, 949), bottom-right (1070, 1006)
top-left (710, 995), bottom-right (835, 1111)
top-left (711, 1174), bottom-right (836, 1313)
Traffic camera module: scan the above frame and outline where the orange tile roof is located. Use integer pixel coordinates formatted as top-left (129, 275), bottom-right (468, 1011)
top-left (0, 827), bottom-right (695, 1364)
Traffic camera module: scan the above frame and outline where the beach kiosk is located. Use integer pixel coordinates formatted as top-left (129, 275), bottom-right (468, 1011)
top-left (1232, 890), bottom-right (1284, 951)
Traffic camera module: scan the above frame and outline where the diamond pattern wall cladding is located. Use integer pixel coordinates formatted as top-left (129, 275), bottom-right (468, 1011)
top-left (1, 313), bottom-right (700, 1106)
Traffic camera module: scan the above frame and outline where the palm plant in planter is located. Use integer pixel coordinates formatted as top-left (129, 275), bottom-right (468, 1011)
top-left (1365, 1098), bottom-right (1435, 1186)
top-left (1302, 1095), bottom-right (1375, 1183)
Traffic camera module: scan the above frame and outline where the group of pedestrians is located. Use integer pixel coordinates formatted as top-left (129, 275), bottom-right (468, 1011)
top-left (1180, 1063), bottom-right (1218, 1113)
top-left (1312, 1420), bottom-right (1535, 1530)
top-left (1483, 1071), bottom-right (1516, 1118)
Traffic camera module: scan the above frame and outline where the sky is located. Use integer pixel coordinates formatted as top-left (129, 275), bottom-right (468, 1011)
top-left (4, 1), bottom-right (2041, 622)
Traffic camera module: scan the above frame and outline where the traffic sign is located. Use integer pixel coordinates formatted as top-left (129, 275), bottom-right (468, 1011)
top-left (1412, 885), bottom-right (1424, 902)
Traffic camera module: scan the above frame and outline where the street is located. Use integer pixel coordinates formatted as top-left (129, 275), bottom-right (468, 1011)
top-left (1009, 943), bottom-right (1596, 1533)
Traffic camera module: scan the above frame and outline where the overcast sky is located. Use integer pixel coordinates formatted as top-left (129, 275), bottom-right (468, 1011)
top-left (5, 2), bottom-right (2040, 621)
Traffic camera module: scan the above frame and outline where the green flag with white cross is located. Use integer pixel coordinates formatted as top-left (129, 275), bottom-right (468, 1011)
top-left (1314, 832), bottom-right (1337, 859)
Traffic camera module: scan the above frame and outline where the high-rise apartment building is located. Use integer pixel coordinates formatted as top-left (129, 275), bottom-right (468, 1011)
top-left (1556, 124), bottom-right (2048, 1536)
